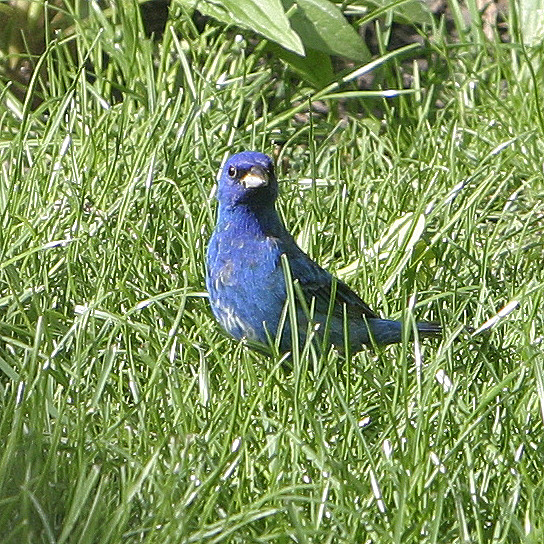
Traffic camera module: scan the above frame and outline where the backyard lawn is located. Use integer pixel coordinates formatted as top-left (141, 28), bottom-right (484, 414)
top-left (1, 1), bottom-right (543, 542)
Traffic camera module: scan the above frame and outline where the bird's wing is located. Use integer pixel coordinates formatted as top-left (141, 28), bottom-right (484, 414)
top-left (286, 245), bottom-right (379, 320)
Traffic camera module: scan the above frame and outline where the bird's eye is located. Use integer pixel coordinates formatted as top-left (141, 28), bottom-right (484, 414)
top-left (228, 166), bottom-right (237, 177)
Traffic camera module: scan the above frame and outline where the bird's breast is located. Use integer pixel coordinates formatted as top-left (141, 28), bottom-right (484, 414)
top-left (217, 260), bottom-right (235, 286)
top-left (206, 230), bottom-right (286, 344)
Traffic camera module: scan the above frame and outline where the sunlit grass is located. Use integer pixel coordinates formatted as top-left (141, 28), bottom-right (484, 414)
top-left (1, 5), bottom-right (543, 544)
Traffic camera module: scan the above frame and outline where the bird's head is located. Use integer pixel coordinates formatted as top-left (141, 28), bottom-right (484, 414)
top-left (216, 151), bottom-right (278, 209)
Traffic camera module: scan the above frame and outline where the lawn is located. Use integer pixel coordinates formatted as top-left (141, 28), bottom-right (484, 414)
top-left (1, 2), bottom-right (543, 543)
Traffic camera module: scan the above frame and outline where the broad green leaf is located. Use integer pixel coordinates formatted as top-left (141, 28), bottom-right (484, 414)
top-left (268, 44), bottom-right (334, 87)
top-left (519, 0), bottom-right (544, 45)
top-left (349, 0), bottom-right (433, 25)
top-left (283, 0), bottom-right (370, 61)
top-left (392, 0), bottom-right (433, 24)
top-left (176, 0), bottom-right (305, 55)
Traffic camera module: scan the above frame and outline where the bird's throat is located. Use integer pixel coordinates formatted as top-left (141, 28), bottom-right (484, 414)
top-left (218, 203), bottom-right (281, 238)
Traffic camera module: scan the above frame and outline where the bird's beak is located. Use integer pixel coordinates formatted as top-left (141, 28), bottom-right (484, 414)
top-left (241, 165), bottom-right (269, 188)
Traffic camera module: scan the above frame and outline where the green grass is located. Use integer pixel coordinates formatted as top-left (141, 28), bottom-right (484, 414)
top-left (1, 5), bottom-right (544, 544)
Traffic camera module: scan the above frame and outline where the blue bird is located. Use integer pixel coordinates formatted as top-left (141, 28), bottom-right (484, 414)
top-left (206, 151), bottom-right (441, 354)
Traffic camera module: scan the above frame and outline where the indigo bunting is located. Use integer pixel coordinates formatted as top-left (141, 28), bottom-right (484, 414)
top-left (206, 151), bottom-right (440, 353)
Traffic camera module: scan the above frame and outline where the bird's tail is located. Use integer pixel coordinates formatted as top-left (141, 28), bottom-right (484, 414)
top-left (416, 321), bottom-right (442, 339)
top-left (367, 318), bottom-right (441, 345)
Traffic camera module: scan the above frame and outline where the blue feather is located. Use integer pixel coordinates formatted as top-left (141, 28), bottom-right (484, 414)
top-left (206, 151), bottom-right (441, 353)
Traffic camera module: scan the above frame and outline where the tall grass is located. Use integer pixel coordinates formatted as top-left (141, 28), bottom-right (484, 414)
top-left (1, 4), bottom-right (543, 543)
